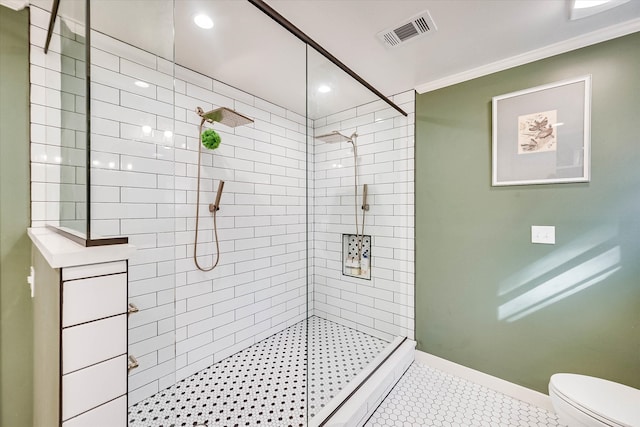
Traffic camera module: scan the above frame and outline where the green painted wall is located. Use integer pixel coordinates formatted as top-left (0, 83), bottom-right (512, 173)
top-left (0, 5), bottom-right (33, 426)
top-left (32, 248), bottom-right (60, 427)
top-left (415, 33), bottom-right (640, 393)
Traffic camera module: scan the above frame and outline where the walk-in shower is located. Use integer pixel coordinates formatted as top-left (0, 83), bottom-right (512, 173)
top-left (193, 106), bottom-right (254, 272)
top-left (29, 0), bottom-right (415, 425)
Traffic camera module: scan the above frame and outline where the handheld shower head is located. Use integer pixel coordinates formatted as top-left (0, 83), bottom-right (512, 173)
top-left (214, 180), bottom-right (224, 209)
top-left (209, 180), bottom-right (225, 212)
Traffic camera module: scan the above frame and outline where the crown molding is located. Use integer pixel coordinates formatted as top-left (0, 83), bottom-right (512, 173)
top-left (415, 18), bottom-right (640, 94)
top-left (0, 0), bottom-right (28, 11)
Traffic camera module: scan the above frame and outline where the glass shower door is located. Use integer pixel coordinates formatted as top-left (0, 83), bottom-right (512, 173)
top-left (86, 0), bottom-right (177, 424)
top-left (306, 43), bottom-right (415, 424)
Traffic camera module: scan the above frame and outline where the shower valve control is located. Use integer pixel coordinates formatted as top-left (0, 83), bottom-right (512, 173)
top-left (361, 183), bottom-right (369, 211)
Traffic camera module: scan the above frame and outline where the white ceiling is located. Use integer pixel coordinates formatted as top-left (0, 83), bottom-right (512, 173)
top-left (267, 0), bottom-right (640, 96)
top-left (36, 0), bottom-right (640, 118)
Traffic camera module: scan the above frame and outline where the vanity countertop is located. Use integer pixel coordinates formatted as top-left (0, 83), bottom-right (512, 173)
top-left (28, 228), bottom-right (136, 268)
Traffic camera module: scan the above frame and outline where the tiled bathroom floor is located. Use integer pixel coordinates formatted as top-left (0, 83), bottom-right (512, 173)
top-left (364, 362), bottom-right (564, 427)
top-left (128, 316), bottom-right (388, 427)
top-left (129, 317), bottom-right (563, 427)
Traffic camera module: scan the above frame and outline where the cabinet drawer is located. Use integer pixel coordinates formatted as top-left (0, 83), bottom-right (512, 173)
top-left (62, 273), bottom-right (127, 327)
top-left (62, 395), bottom-right (126, 427)
top-left (62, 354), bottom-right (127, 421)
top-left (62, 314), bottom-right (126, 374)
top-left (62, 261), bottom-right (127, 282)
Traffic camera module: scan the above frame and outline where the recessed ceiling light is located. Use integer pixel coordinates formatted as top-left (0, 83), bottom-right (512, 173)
top-left (134, 81), bottom-right (149, 88)
top-left (570, 0), bottom-right (629, 19)
top-left (318, 85), bottom-right (331, 93)
top-left (194, 13), bottom-right (214, 29)
top-left (574, 0), bottom-right (611, 8)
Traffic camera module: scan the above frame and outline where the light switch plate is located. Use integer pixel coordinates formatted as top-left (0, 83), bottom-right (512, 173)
top-left (531, 225), bottom-right (555, 244)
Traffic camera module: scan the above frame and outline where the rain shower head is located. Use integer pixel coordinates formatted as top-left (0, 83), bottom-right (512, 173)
top-left (196, 106), bottom-right (254, 128)
top-left (315, 131), bottom-right (357, 144)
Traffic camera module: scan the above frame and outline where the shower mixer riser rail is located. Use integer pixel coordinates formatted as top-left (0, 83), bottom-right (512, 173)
top-left (193, 107), bottom-right (253, 272)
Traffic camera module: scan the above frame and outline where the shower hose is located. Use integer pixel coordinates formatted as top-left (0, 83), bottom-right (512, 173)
top-left (193, 119), bottom-right (221, 272)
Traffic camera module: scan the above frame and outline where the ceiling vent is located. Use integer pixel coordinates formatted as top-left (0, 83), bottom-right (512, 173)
top-left (376, 11), bottom-right (437, 48)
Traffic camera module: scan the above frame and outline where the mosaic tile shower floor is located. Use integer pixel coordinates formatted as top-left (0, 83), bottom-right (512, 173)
top-left (128, 316), bottom-right (388, 427)
top-left (364, 362), bottom-right (565, 427)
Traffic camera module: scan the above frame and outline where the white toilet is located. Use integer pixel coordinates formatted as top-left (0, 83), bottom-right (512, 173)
top-left (549, 373), bottom-right (640, 427)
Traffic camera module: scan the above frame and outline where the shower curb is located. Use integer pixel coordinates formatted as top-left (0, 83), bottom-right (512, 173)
top-left (311, 337), bottom-right (416, 427)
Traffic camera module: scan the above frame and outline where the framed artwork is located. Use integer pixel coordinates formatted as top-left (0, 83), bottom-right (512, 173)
top-left (492, 75), bottom-right (591, 186)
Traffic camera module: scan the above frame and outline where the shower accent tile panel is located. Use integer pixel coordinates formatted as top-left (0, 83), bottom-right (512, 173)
top-left (312, 91), bottom-right (415, 343)
top-left (128, 317), bottom-right (388, 426)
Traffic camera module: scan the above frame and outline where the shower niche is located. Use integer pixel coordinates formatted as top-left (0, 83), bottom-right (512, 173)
top-left (342, 234), bottom-right (372, 280)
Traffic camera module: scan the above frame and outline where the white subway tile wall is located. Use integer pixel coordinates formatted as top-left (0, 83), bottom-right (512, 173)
top-left (312, 93), bottom-right (415, 342)
top-left (30, 7), bottom-right (87, 230)
top-left (30, 6), bottom-right (415, 407)
top-left (90, 40), bottom-right (308, 403)
top-left (31, 8), bottom-right (307, 404)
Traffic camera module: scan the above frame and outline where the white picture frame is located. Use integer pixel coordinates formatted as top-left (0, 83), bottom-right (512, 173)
top-left (492, 75), bottom-right (591, 186)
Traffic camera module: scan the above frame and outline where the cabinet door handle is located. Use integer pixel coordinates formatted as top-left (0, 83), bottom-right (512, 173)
top-left (127, 303), bottom-right (139, 314)
top-left (128, 355), bottom-right (139, 372)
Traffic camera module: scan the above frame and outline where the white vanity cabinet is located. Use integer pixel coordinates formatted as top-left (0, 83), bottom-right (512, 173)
top-left (29, 229), bottom-right (135, 427)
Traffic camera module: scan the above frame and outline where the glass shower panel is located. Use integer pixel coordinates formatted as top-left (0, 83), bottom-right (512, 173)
top-left (171, 1), bottom-right (309, 425)
top-left (89, 0), bottom-right (176, 238)
top-left (36, 0), bottom-right (88, 237)
top-left (86, 0), bottom-right (177, 424)
top-left (307, 44), bottom-right (414, 422)
top-left (78, 0), bottom-right (414, 423)
top-left (118, 0), bottom-right (309, 425)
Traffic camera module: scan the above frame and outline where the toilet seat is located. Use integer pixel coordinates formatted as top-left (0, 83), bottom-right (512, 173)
top-left (549, 374), bottom-right (640, 427)
top-left (550, 382), bottom-right (620, 426)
